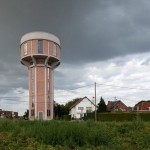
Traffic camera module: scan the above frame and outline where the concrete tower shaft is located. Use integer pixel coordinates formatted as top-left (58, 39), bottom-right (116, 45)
top-left (20, 32), bottom-right (60, 120)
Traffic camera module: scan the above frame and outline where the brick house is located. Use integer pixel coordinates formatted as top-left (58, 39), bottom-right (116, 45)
top-left (107, 100), bottom-right (128, 112)
top-left (133, 101), bottom-right (150, 112)
top-left (0, 110), bottom-right (18, 118)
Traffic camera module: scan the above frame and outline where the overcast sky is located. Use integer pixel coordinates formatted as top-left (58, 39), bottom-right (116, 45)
top-left (1, 0), bottom-right (150, 115)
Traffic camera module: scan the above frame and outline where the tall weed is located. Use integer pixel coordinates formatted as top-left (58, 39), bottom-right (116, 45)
top-left (0, 119), bottom-right (150, 149)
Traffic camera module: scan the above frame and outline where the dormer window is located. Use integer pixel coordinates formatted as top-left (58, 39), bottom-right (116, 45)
top-left (24, 42), bottom-right (27, 55)
top-left (38, 40), bottom-right (43, 53)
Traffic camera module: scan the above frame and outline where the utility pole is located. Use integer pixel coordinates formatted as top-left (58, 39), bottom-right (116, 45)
top-left (95, 82), bottom-right (97, 121)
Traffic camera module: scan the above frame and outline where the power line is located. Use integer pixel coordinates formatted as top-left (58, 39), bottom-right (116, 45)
top-left (96, 82), bottom-right (150, 91)
top-left (1, 82), bottom-right (150, 104)
top-left (0, 84), bottom-right (93, 99)
top-left (54, 84), bottom-right (93, 92)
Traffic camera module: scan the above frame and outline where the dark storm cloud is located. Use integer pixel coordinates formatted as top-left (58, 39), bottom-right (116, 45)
top-left (0, 0), bottom-right (150, 95)
top-left (0, 0), bottom-right (150, 64)
top-left (53, 0), bottom-right (150, 63)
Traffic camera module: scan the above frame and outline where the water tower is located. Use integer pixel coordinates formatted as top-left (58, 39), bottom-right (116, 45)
top-left (20, 31), bottom-right (60, 120)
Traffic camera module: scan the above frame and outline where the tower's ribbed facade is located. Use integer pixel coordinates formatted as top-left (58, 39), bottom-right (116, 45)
top-left (20, 32), bottom-right (60, 120)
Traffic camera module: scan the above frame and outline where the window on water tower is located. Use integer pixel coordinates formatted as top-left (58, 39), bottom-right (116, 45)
top-left (47, 68), bottom-right (50, 79)
top-left (53, 43), bottom-right (57, 56)
top-left (32, 68), bottom-right (34, 80)
top-left (32, 97), bottom-right (34, 107)
top-left (24, 42), bottom-right (27, 55)
top-left (48, 82), bottom-right (50, 92)
top-left (47, 109), bottom-right (50, 116)
top-left (32, 83), bottom-right (34, 93)
top-left (38, 40), bottom-right (43, 53)
top-left (31, 109), bottom-right (34, 116)
top-left (47, 96), bottom-right (50, 109)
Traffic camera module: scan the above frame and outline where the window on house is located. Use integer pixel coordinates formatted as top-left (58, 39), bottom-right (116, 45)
top-left (53, 43), bottom-right (57, 56)
top-left (24, 42), bottom-right (27, 55)
top-left (47, 109), bottom-right (50, 116)
top-left (31, 109), bottom-right (34, 116)
top-left (86, 107), bottom-right (92, 110)
top-left (78, 107), bottom-right (84, 110)
top-left (86, 107), bottom-right (92, 113)
top-left (38, 40), bottom-right (43, 53)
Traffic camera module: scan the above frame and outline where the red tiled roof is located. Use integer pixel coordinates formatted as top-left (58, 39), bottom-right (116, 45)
top-left (69, 98), bottom-right (83, 110)
top-left (107, 100), bottom-right (128, 111)
top-left (134, 101), bottom-right (150, 110)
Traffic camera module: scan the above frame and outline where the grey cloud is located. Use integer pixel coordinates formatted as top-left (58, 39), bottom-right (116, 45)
top-left (141, 57), bottom-right (150, 65)
top-left (58, 0), bottom-right (150, 63)
top-left (0, 61), bottom-right (28, 95)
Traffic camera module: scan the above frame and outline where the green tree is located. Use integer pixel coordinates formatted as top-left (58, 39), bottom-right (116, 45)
top-left (54, 98), bottom-right (80, 119)
top-left (23, 109), bottom-right (29, 120)
top-left (97, 97), bottom-right (107, 113)
top-left (54, 103), bottom-right (69, 119)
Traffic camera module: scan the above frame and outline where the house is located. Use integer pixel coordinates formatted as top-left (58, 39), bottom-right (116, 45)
top-left (107, 100), bottom-right (128, 112)
top-left (133, 101), bottom-right (150, 112)
top-left (0, 110), bottom-right (18, 118)
top-left (69, 97), bottom-right (96, 119)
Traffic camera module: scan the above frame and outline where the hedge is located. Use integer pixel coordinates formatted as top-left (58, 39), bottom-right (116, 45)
top-left (62, 115), bottom-right (71, 121)
top-left (85, 112), bottom-right (150, 121)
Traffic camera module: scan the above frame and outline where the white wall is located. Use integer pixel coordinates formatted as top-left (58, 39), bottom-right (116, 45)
top-left (69, 97), bottom-right (95, 119)
top-left (69, 107), bottom-right (76, 118)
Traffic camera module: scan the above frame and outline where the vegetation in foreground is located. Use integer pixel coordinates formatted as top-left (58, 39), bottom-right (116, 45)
top-left (0, 117), bottom-right (150, 150)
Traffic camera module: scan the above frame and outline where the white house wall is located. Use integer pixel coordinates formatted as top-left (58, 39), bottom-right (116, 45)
top-left (70, 97), bottom-right (95, 119)
top-left (70, 107), bottom-right (76, 118)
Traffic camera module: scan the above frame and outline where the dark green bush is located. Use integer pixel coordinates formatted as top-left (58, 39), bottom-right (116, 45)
top-left (62, 115), bottom-right (71, 121)
top-left (86, 112), bottom-right (150, 122)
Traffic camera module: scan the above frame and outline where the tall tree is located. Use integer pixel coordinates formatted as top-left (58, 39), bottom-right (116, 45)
top-left (23, 109), bottom-right (29, 120)
top-left (97, 97), bottom-right (107, 113)
top-left (54, 98), bottom-right (80, 119)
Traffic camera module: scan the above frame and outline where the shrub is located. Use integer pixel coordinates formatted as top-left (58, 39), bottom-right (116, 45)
top-left (62, 115), bottom-right (71, 121)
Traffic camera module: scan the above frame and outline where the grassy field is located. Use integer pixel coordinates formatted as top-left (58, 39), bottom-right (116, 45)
top-left (0, 117), bottom-right (150, 150)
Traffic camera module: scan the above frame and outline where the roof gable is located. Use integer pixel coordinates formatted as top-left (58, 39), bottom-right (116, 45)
top-left (69, 96), bottom-right (95, 110)
top-left (135, 100), bottom-right (150, 106)
top-left (107, 100), bottom-right (127, 111)
top-left (134, 100), bottom-right (150, 110)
